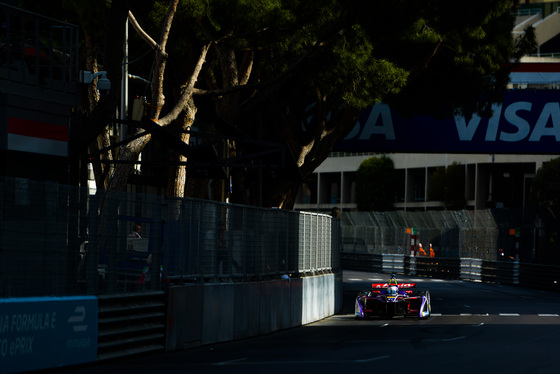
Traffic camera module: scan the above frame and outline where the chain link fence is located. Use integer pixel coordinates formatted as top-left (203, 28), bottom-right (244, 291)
top-left (340, 208), bottom-right (559, 263)
top-left (0, 177), bottom-right (340, 298)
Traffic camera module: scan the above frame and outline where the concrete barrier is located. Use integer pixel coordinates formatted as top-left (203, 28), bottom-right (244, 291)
top-left (165, 272), bottom-right (340, 351)
top-left (234, 282), bottom-right (261, 339)
top-left (258, 281), bottom-right (273, 335)
top-left (289, 277), bottom-right (303, 328)
top-left (166, 284), bottom-right (203, 349)
top-left (202, 283), bottom-right (235, 345)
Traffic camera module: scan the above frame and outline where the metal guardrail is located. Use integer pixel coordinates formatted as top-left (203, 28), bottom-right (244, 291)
top-left (341, 252), bottom-right (560, 292)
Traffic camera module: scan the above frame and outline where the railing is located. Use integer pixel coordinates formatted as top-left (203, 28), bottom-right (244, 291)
top-left (516, 8), bottom-right (542, 16)
top-left (525, 52), bottom-right (560, 58)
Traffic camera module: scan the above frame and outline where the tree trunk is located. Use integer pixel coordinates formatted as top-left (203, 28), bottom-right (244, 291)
top-left (166, 105), bottom-right (196, 197)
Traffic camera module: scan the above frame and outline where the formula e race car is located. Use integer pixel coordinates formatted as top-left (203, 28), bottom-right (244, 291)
top-left (355, 275), bottom-right (431, 319)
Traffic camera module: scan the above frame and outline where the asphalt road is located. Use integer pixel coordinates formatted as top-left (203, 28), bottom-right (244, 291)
top-left (56, 270), bottom-right (560, 374)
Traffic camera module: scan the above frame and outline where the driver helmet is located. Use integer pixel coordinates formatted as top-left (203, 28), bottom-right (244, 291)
top-left (387, 285), bottom-right (398, 296)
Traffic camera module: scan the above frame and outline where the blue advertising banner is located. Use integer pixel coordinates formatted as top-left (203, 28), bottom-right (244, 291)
top-left (335, 90), bottom-right (560, 154)
top-left (0, 296), bottom-right (98, 374)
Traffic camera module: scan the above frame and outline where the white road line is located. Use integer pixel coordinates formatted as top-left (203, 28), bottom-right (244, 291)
top-left (356, 355), bottom-right (391, 362)
top-left (216, 356), bottom-right (392, 365)
top-left (429, 313), bottom-right (558, 317)
top-left (215, 358), bottom-right (248, 365)
top-left (349, 340), bottom-right (409, 343)
top-left (425, 336), bottom-right (466, 342)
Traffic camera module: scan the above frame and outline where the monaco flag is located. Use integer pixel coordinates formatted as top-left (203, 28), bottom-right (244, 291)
top-left (7, 117), bottom-right (68, 157)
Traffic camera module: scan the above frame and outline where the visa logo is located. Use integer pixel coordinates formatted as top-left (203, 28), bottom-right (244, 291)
top-left (455, 101), bottom-right (560, 142)
top-left (346, 101), bottom-right (560, 143)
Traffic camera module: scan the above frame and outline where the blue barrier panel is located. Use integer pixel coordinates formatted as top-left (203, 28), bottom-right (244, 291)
top-left (0, 296), bottom-right (98, 374)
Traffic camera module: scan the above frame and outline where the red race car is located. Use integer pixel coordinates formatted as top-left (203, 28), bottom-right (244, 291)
top-left (355, 274), bottom-right (431, 319)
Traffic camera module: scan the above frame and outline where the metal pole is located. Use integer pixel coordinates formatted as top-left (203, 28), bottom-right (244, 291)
top-left (120, 19), bottom-right (129, 141)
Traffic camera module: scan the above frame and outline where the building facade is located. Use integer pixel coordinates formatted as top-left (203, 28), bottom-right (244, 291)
top-left (294, 152), bottom-right (557, 212)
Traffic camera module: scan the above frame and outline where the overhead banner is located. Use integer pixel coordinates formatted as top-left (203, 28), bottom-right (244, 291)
top-left (0, 296), bottom-right (98, 373)
top-left (335, 90), bottom-right (560, 154)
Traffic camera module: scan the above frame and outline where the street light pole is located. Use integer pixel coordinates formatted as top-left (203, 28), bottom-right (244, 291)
top-left (120, 18), bottom-right (129, 142)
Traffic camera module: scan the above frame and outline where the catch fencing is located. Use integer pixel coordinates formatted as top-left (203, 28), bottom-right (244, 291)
top-left (339, 208), bottom-right (559, 263)
top-left (0, 177), bottom-right (340, 298)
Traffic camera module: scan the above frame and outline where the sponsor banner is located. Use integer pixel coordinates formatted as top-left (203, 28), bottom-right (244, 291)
top-left (0, 296), bottom-right (98, 374)
top-left (335, 90), bottom-right (560, 154)
top-left (7, 117), bottom-right (68, 157)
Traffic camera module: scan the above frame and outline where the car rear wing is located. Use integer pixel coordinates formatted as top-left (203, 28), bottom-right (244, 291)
top-left (372, 283), bottom-right (416, 289)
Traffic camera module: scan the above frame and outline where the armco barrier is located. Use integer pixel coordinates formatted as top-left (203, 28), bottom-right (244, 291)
top-left (382, 254), bottom-right (406, 274)
top-left (341, 253), bottom-right (383, 272)
top-left (518, 262), bottom-right (560, 291)
top-left (341, 252), bottom-right (560, 291)
top-left (460, 258), bottom-right (482, 282)
top-left (166, 272), bottom-right (341, 351)
top-left (481, 260), bottom-right (515, 284)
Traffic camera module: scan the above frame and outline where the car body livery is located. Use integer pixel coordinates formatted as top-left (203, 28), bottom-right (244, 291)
top-left (355, 275), bottom-right (431, 319)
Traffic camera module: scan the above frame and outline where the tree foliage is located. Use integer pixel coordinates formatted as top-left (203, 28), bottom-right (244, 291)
top-left (529, 157), bottom-right (560, 215)
top-left (19, 0), bottom-right (522, 208)
top-left (428, 162), bottom-right (466, 210)
top-left (355, 155), bottom-right (396, 211)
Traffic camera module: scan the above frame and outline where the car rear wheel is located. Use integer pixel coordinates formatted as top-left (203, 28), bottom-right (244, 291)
top-left (418, 290), bottom-right (431, 319)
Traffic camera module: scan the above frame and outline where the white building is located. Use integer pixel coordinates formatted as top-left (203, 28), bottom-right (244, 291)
top-left (294, 152), bottom-right (557, 212)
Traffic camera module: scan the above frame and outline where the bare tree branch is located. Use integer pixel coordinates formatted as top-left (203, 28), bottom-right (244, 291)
top-left (150, 0), bottom-right (179, 119)
top-left (157, 0), bottom-right (178, 54)
top-left (128, 11), bottom-right (158, 50)
top-left (158, 43), bottom-right (212, 126)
